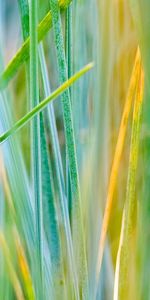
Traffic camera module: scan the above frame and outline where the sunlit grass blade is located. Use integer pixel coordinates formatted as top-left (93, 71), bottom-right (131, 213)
top-left (117, 64), bottom-right (144, 300)
top-left (0, 0), bottom-right (72, 90)
top-left (96, 48), bottom-right (141, 281)
top-left (0, 63), bottom-right (93, 144)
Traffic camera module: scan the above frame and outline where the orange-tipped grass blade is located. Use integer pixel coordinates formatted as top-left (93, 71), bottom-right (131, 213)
top-left (96, 47), bottom-right (141, 280)
top-left (114, 65), bottom-right (144, 300)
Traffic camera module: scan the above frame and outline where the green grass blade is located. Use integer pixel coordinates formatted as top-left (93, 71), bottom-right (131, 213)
top-left (49, 0), bottom-right (89, 298)
top-left (65, 3), bottom-right (73, 211)
top-left (0, 63), bottom-right (93, 144)
top-left (39, 43), bottom-right (76, 299)
top-left (18, 0), bottom-right (29, 40)
top-left (39, 44), bottom-right (65, 200)
top-left (40, 114), bottom-right (65, 298)
top-left (18, 0), bottom-right (63, 294)
top-left (0, 0), bottom-right (72, 90)
top-left (29, 0), bottom-right (43, 297)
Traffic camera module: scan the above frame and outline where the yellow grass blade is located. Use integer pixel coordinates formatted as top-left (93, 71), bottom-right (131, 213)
top-left (96, 48), bottom-right (141, 280)
top-left (116, 60), bottom-right (144, 300)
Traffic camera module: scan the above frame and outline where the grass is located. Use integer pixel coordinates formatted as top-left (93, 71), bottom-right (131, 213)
top-left (0, 1), bottom-right (149, 300)
top-left (114, 63), bottom-right (144, 300)
top-left (0, 64), bottom-right (93, 142)
top-left (0, 0), bottom-right (71, 90)
top-left (29, 0), bottom-right (43, 298)
top-left (96, 48), bottom-right (141, 280)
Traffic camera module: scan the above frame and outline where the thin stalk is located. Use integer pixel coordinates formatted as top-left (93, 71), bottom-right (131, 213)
top-left (0, 63), bottom-right (93, 144)
top-left (65, 3), bottom-right (73, 211)
top-left (17, 0), bottom-right (30, 109)
top-left (117, 65), bottom-right (144, 300)
top-left (29, 0), bottom-right (43, 297)
top-left (49, 0), bottom-right (88, 298)
top-left (96, 49), bottom-right (141, 281)
top-left (0, 0), bottom-right (72, 90)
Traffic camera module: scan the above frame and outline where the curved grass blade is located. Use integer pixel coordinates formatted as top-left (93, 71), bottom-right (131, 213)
top-left (117, 64), bottom-right (144, 300)
top-left (96, 49), bottom-right (141, 282)
top-left (130, 3), bottom-right (150, 298)
top-left (0, 0), bottom-right (72, 90)
top-left (0, 63), bottom-right (93, 144)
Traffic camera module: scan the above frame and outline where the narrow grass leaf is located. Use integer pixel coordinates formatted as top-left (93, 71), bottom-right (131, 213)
top-left (0, 63), bottom-right (93, 144)
top-left (65, 3), bottom-right (73, 211)
top-left (117, 64), bottom-right (144, 300)
top-left (49, 0), bottom-right (88, 298)
top-left (18, 0), bottom-right (29, 40)
top-left (0, 0), bottom-right (72, 90)
top-left (29, 0), bottom-right (43, 297)
top-left (96, 49), bottom-right (141, 280)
